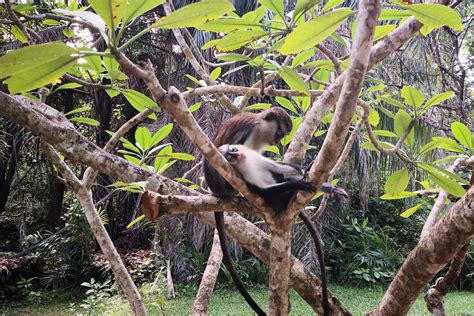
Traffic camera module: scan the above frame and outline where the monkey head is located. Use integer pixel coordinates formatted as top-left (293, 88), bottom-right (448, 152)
top-left (258, 107), bottom-right (292, 145)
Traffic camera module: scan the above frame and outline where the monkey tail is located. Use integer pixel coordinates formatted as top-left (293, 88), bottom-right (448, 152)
top-left (215, 212), bottom-right (266, 316)
top-left (299, 212), bottom-right (330, 316)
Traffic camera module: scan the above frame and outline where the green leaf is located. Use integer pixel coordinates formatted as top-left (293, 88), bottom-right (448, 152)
top-left (378, 96), bottom-right (406, 109)
top-left (106, 89), bottom-right (121, 98)
top-left (189, 102), bottom-right (202, 113)
top-left (451, 122), bottom-right (472, 149)
top-left (280, 8), bottom-right (353, 55)
top-left (152, 0), bottom-right (234, 29)
top-left (321, 0), bottom-right (344, 12)
top-left (275, 97), bottom-right (298, 114)
top-left (215, 53), bottom-right (250, 61)
top-left (431, 136), bottom-right (464, 153)
top-left (258, 0), bottom-right (284, 20)
top-left (53, 83), bottom-right (82, 92)
top-left (127, 215), bottom-right (146, 228)
top-left (401, 86), bottom-right (424, 109)
top-left (372, 130), bottom-right (397, 137)
top-left (122, 142), bottom-right (141, 154)
top-left (213, 30), bottom-right (268, 51)
top-left (70, 117), bottom-right (100, 126)
top-left (264, 145), bottom-right (280, 155)
top-left (244, 103), bottom-right (272, 111)
top-left (11, 25), bottom-right (28, 43)
top-left (88, 0), bottom-right (127, 31)
top-left (420, 162), bottom-right (468, 185)
top-left (5, 56), bottom-right (78, 94)
top-left (294, 0), bottom-right (320, 19)
top-left (122, 89), bottom-right (159, 112)
top-left (292, 49), bottom-right (315, 67)
top-left (384, 168), bottom-right (409, 195)
top-left (168, 153), bottom-right (195, 161)
top-left (197, 18), bottom-right (262, 32)
top-left (378, 9), bottom-right (411, 20)
top-left (403, 3), bottom-right (463, 36)
top-left (0, 42), bottom-right (77, 79)
top-left (210, 67), bottom-right (222, 81)
top-left (423, 91), bottom-right (454, 110)
top-left (394, 110), bottom-right (414, 148)
top-left (65, 106), bottom-right (91, 116)
top-left (154, 145), bottom-right (172, 172)
top-left (135, 127), bottom-right (152, 150)
top-left (400, 204), bottom-right (423, 218)
top-left (151, 123), bottom-right (173, 147)
top-left (43, 19), bottom-right (62, 26)
top-left (366, 84), bottom-right (386, 93)
top-left (375, 106), bottom-right (394, 118)
top-left (373, 24), bottom-right (397, 42)
top-left (433, 155), bottom-right (465, 164)
top-left (368, 109), bottom-right (380, 127)
top-left (122, 0), bottom-right (164, 26)
top-left (314, 130), bottom-right (327, 137)
top-left (380, 191), bottom-right (417, 200)
top-left (418, 162), bottom-right (466, 197)
top-left (62, 28), bottom-right (75, 38)
top-left (278, 66), bottom-right (310, 96)
top-left (419, 139), bottom-right (443, 155)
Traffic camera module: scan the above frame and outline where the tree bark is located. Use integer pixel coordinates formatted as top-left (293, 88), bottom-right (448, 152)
top-left (371, 187), bottom-right (474, 315)
top-left (192, 230), bottom-right (223, 315)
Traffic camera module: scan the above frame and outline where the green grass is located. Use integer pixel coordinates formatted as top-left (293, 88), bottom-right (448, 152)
top-left (3, 284), bottom-right (474, 315)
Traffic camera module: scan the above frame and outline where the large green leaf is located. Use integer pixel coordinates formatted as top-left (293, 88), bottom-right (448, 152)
top-left (258, 0), bottom-right (284, 20)
top-left (378, 96), bottom-right (406, 109)
top-left (373, 24), bottom-right (397, 42)
top-left (122, 89), bottom-right (159, 116)
top-left (70, 117), bottom-right (100, 126)
top-left (321, 0), bottom-right (344, 12)
top-left (197, 17), bottom-right (262, 32)
top-left (152, 0), bottom-right (234, 29)
top-left (401, 85), bottom-right (424, 109)
top-left (394, 110), bottom-right (414, 148)
top-left (89, 0), bottom-right (127, 31)
top-left (294, 0), bottom-right (320, 19)
top-left (278, 66), bottom-right (310, 97)
top-left (122, 0), bottom-right (164, 25)
top-left (431, 136), bottom-right (464, 153)
top-left (418, 162), bottom-right (466, 197)
top-left (275, 97), bottom-right (298, 114)
top-left (451, 122), bottom-right (472, 149)
top-left (0, 42), bottom-right (77, 79)
top-left (380, 191), bottom-right (417, 200)
top-left (11, 25), bottom-right (28, 43)
top-left (5, 55), bottom-right (78, 93)
top-left (403, 3), bottom-right (463, 35)
top-left (423, 91), bottom-right (454, 110)
top-left (378, 9), bottom-right (411, 20)
top-left (279, 8), bottom-right (353, 55)
top-left (384, 168), bottom-right (409, 195)
top-left (213, 30), bottom-right (268, 51)
top-left (400, 204), bottom-right (423, 218)
top-left (135, 127), bottom-right (153, 150)
top-left (151, 123), bottom-right (174, 147)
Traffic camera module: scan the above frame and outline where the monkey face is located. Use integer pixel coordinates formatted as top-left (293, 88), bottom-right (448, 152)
top-left (219, 145), bottom-right (244, 164)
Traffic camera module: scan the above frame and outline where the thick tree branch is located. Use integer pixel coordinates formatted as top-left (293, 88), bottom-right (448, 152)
top-left (371, 187), bottom-right (474, 315)
top-left (183, 84), bottom-right (323, 100)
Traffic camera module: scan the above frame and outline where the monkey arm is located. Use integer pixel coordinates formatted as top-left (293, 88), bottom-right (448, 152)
top-left (261, 158), bottom-right (304, 177)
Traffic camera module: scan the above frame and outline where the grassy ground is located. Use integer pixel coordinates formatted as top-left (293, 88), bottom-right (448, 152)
top-left (2, 284), bottom-right (474, 315)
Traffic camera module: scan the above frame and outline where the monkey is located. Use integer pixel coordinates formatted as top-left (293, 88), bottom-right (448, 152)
top-left (219, 144), bottom-right (315, 210)
top-left (220, 144), bottom-right (346, 316)
top-left (203, 107), bottom-right (343, 316)
top-left (204, 107), bottom-right (293, 197)
top-left (203, 107), bottom-right (292, 316)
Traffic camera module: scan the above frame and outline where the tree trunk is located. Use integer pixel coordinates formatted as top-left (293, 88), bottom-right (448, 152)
top-left (192, 230), bottom-right (223, 315)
